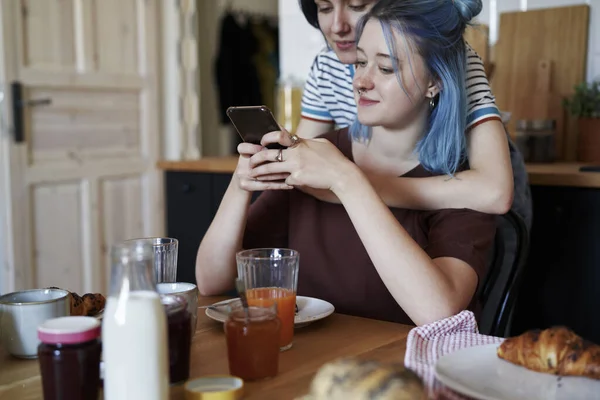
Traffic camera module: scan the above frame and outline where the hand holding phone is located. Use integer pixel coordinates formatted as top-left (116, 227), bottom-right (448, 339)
top-left (226, 105), bottom-right (285, 150)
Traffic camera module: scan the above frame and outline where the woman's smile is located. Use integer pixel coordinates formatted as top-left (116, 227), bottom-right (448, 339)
top-left (358, 96), bottom-right (379, 106)
top-left (334, 40), bottom-right (355, 51)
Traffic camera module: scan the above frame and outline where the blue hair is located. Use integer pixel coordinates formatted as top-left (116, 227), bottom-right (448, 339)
top-left (349, 0), bottom-right (483, 176)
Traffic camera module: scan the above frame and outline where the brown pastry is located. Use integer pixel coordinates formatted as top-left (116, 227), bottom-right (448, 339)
top-left (69, 292), bottom-right (85, 316)
top-left (82, 293), bottom-right (106, 316)
top-left (497, 326), bottom-right (600, 380)
top-left (46, 286), bottom-right (104, 316)
top-left (303, 358), bottom-right (426, 400)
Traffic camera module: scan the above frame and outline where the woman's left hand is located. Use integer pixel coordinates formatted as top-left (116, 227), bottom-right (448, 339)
top-left (248, 130), bottom-right (357, 191)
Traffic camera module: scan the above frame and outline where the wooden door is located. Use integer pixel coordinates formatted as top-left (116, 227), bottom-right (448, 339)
top-left (0, 0), bottom-right (163, 294)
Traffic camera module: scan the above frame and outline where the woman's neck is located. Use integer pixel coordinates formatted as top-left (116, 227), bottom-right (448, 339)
top-left (352, 110), bottom-right (428, 176)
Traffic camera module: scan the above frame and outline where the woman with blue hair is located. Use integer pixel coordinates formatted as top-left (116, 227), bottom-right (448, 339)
top-left (295, 0), bottom-right (531, 230)
top-left (196, 0), bottom-right (496, 326)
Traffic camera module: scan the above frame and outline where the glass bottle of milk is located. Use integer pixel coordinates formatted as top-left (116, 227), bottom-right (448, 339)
top-left (102, 241), bottom-right (169, 400)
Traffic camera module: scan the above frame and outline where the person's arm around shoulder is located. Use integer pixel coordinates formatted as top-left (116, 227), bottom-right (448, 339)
top-left (374, 118), bottom-right (513, 213)
top-left (464, 118), bottom-right (514, 213)
top-left (294, 117), bottom-right (334, 139)
top-left (294, 117), bottom-right (514, 213)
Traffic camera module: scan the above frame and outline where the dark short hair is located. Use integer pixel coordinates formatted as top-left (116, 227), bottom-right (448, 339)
top-left (299, 0), bottom-right (320, 29)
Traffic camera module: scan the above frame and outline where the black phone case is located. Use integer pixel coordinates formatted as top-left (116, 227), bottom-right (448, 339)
top-left (226, 106), bottom-right (285, 150)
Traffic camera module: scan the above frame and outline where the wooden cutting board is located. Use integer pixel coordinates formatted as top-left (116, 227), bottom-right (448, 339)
top-left (464, 24), bottom-right (495, 81)
top-left (517, 60), bottom-right (566, 159)
top-left (491, 5), bottom-right (590, 161)
top-left (465, 24), bottom-right (489, 64)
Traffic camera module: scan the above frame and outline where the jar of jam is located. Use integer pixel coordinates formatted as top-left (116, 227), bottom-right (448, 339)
top-left (161, 294), bottom-right (192, 384)
top-left (224, 300), bottom-right (281, 381)
top-left (37, 316), bottom-right (102, 400)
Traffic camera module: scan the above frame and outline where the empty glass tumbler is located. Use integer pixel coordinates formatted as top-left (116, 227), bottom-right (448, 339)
top-left (124, 237), bottom-right (179, 283)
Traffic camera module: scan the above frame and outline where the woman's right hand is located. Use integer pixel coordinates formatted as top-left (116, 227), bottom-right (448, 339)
top-left (234, 142), bottom-right (293, 192)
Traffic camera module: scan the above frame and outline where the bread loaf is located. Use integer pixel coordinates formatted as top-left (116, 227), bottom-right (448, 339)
top-left (302, 358), bottom-right (426, 400)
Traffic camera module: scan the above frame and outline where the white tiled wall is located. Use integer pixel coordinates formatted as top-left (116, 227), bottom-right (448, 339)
top-left (278, 0), bottom-right (600, 83)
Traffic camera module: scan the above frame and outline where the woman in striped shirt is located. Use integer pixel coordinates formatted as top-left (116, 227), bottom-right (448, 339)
top-left (295, 0), bottom-right (531, 228)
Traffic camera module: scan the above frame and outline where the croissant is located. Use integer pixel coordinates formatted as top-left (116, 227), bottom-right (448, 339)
top-left (497, 326), bottom-right (600, 380)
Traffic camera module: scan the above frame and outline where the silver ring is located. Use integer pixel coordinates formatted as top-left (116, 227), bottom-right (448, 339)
top-left (275, 148), bottom-right (283, 162)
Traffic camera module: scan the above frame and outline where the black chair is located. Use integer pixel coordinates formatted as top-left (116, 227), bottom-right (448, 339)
top-left (478, 210), bottom-right (530, 337)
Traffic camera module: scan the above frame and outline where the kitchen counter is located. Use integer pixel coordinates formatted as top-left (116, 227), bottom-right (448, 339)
top-left (525, 163), bottom-right (600, 188)
top-left (157, 158), bottom-right (600, 188)
top-left (158, 157), bottom-right (238, 174)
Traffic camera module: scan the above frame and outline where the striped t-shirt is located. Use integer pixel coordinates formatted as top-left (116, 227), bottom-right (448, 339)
top-left (301, 45), bottom-right (500, 130)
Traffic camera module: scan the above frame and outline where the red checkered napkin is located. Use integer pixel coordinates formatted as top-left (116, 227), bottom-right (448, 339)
top-left (404, 310), bottom-right (504, 399)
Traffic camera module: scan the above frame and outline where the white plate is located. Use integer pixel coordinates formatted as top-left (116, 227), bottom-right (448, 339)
top-left (435, 343), bottom-right (600, 400)
top-left (205, 296), bottom-right (335, 328)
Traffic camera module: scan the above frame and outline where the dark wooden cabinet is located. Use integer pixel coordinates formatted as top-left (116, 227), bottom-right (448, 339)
top-left (165, 172), bottom-right (233, 284)
top-left (165, 171), bottom-right (260, 286)
top-left (511, 185), bottom-right (600, 344)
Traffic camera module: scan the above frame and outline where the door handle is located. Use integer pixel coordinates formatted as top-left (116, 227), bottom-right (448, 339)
top-left (20, 98), bottom-right (52, 107)
top-left (11, 81), bottom-right (24, 143)
top-left (10, 81), bottom-right (52, 144)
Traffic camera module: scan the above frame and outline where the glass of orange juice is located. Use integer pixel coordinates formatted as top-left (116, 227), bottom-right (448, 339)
top-left (236, 248), bottom-right (299, 351)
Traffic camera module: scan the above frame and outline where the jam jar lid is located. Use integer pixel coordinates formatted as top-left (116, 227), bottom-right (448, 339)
top-left (38, 316), bottom-right (101, 345)
top-left (184, 376), bottom-right (244, 400)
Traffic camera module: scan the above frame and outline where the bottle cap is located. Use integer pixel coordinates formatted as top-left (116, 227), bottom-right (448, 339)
top-left (184, 376), bottom-right (244, 400)
top-left (38, 316), bottom-right (101, 345)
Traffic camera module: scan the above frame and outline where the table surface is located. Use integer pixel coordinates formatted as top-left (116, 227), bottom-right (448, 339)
top-left (0, 296), bottom-right (413, 400)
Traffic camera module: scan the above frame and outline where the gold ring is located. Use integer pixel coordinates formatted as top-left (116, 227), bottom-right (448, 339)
top-left (275, 148), bottom-right (284, 162)
top-left (289, 134), bottom-right (301, 147)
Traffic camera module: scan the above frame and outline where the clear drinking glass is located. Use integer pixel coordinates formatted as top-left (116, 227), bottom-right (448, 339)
top-left (124, 237), bottom-right (179, 283)
top-left (236, 248), bottom-right (299, 351)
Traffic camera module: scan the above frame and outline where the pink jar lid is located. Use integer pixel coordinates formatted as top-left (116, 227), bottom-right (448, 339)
top-left (38, 316), bottom-right (101, 345)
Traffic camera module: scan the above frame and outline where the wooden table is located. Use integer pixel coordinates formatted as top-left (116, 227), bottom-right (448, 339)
top-left (0, 296), bottom-right (412, 400)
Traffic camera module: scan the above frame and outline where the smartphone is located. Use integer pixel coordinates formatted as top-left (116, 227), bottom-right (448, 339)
top-left (226, 105), bottom-right (285, 150)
